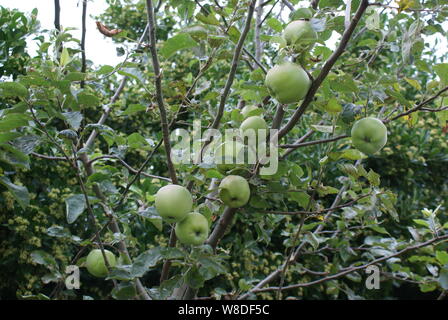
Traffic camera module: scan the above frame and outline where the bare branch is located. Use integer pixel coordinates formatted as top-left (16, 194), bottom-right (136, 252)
top-left (146, 0), bottom-right (178, 185)
top-left (54, 0), bottom-right (61, 31)
top-left (210, 0), bottom-right (257, 129)
top-left (279, 134), bottom-right (349, 149)
top-left (384, 86), bottom-right (448, 123)
top-left (80, 0), bottom-right (87, 88)
top-left (254, 234), bottom-right (448, 293)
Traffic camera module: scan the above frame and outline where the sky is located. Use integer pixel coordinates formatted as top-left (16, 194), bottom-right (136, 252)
top-left (1, 0), bottom-right (121, 66)
top-left (1, 0), bottom-right (446, 68)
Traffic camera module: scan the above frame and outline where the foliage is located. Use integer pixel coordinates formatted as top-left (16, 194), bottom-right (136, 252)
top-left (0, 0), bottom-right (447, 300)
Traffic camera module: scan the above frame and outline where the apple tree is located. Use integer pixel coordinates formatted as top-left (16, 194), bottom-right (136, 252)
top-left (1, 0), bottom-right (448, 300)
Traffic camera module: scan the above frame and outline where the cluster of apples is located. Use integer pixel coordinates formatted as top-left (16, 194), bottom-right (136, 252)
top-left (264, 16), bottom-right (387, 155)
top-left (154, 175), bottom-right (250, 246)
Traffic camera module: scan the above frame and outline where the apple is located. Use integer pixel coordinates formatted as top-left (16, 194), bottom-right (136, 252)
top-left (175, 212), bottom-right (209, 246)
top-left (283, 20), bottom-right (317, 51)
top-left (219, 175), bottom-right (250, 208)
top-left (85, 249), bottom-right (116, 278)
top-left (241, 105), bottom-right (262, 119)
top-left (265, 62), bottom-right (311, 104)
top-left (214, 140), bottom-right (246, 173)
top-left (240, 116), bottom-right (268, 144)
top-left (351, 117), bottom-right (388, 155)
top-left (155, 184), bottom-right (193, 223)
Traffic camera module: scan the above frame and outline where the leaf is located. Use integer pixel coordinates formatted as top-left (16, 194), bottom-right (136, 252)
top-left (365, 10), bottom-right (380, 30)
top-left (62, 111), bottom-right (83, 130)
top-left (0, 82), bottom-right (28, 98)
top-left (160, 34), bottom-right (198, 59)
top-left (11, 135), bottom-right (40, 154)
top-left (404, 77), bottom-right (422, 91)
top-left (30, 250), bottom-right (58, 270)
top-left (436, 251), bottom-right (448, 265)
top-left (60, 47), bottom-right (71, 67)
top-left (438, 269), bottom-right (448, 290)
top-left (0, 176), bottom-right (30, 209)
top-left (290, 191), bottom-right (310, 209)
top-left (64, 72), bottom-right (86, 82)
top-left (77, 91), bottom-right (100, 107)
top-left (65, 194), bottom-right (86, 224)
top-left (434, 63), bottom-right (448, 85)
top-left (266, 18), bottom-right (283, 32)
top-left (184, 266), bottom-right (205, 289)
top-left (120, 104), bottom-right (146, 116)
top-left (196, 12), bottom-right (220, 25)
top-left (0, 113), bottom-right (30, 131)
top-left (111, 282), bottom-right (137, 300)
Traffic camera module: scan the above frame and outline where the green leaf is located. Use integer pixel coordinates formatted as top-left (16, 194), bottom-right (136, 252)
top-left (65, 194), bottom-right (86, 224)
top-left (77, 91), bottom-right (100, 107)
top-left (62, 111), bottom-right (83, 130)
top-left (266, 18), bottom-right (283, 32)
top-left (111, 282), bottom-right (137, 300)
top-left (64, 72), bottom-right (86, 82)
top-left (60, 47), bottom-right (71, 67)
top-left (0, 176), bottom-right (30, 209)
top-left (0, 113), bottom-right (30, 131)
top-left (30, 250), bottom-right (58, 270)
top-left (434, 63), bottom-right (448, 85)
top-left (438, 269), bottom-right (448, 290)
top-left (160, 34), bottom-right (198, 59)
top-left (120, 104), bottom-right (146, 116)
top-left (436, 251), bottom-right (448, 265)
top-left (290, 191), bottom-right (310, 209)
top-left (0, 82), bottom-right (28, 98)
top-left (196, 12), bottom-right (220, 25)
top-left (184, 266), bottom-right (205, 289)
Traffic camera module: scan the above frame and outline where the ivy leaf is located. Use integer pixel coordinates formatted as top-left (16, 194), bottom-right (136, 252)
top-left (65, 194), bottom-right (86, 224)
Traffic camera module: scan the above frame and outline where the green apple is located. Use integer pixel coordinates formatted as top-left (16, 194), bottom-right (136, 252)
top-left (175, 212), bottom-right (209, 246)
top-left (155, 184), bottom-right (193, 223)
top-left (265, 62), bottom-right (311, 104)
top-left (214, 140), bottom-right (246, 173)
top-left (351, 117), bottom-right (388, 155)
top-left (241, 105), bottom-right (262, 119)
top-left (283, 20), bottom-right (317, 51)
top-left (85, 249), bottom-right (116, 278)
top-left (240, 116), bottom-right (268, 144)
top-left (219, 175), bottom-right (250, 208)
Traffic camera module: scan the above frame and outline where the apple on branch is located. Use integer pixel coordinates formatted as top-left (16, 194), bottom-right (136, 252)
top-left (155, 184), bottom-right (193, 223)
top-left (218, 175), bottom-right (250, 208)
top-left (351, 117), bottom-right (388, 155)
top-left (175, 212), bottom-right (210, 246)
top-left (85, 249), bottom-right (117, 278)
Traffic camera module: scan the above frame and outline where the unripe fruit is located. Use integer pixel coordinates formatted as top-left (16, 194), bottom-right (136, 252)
top-left (175, 212), bottom-right (209, 246)
top-left (265, 62), bottom-right (311, 104)
top-left (351, 117), bottom-right (388, 155)
top-left (85, 249), bottom-right (116, 278)
top-left (155, 184), bottom-right (193, 223)
top-left (219, 175), bottom-right (250, 208)
top-left (283, 20), bottom-right (317, 51)
top-left (240, 116), bottom-right (268, 145)
top-left (241, 105), bottom-right (262, 119)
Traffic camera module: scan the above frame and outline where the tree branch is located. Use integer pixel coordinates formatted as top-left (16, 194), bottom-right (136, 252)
top-left (277, 0), bottom-right (369, 140)
top-left (80, 0), bottom-right (87, 88)
top-left (254, 234), bottom-right (448, 293)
